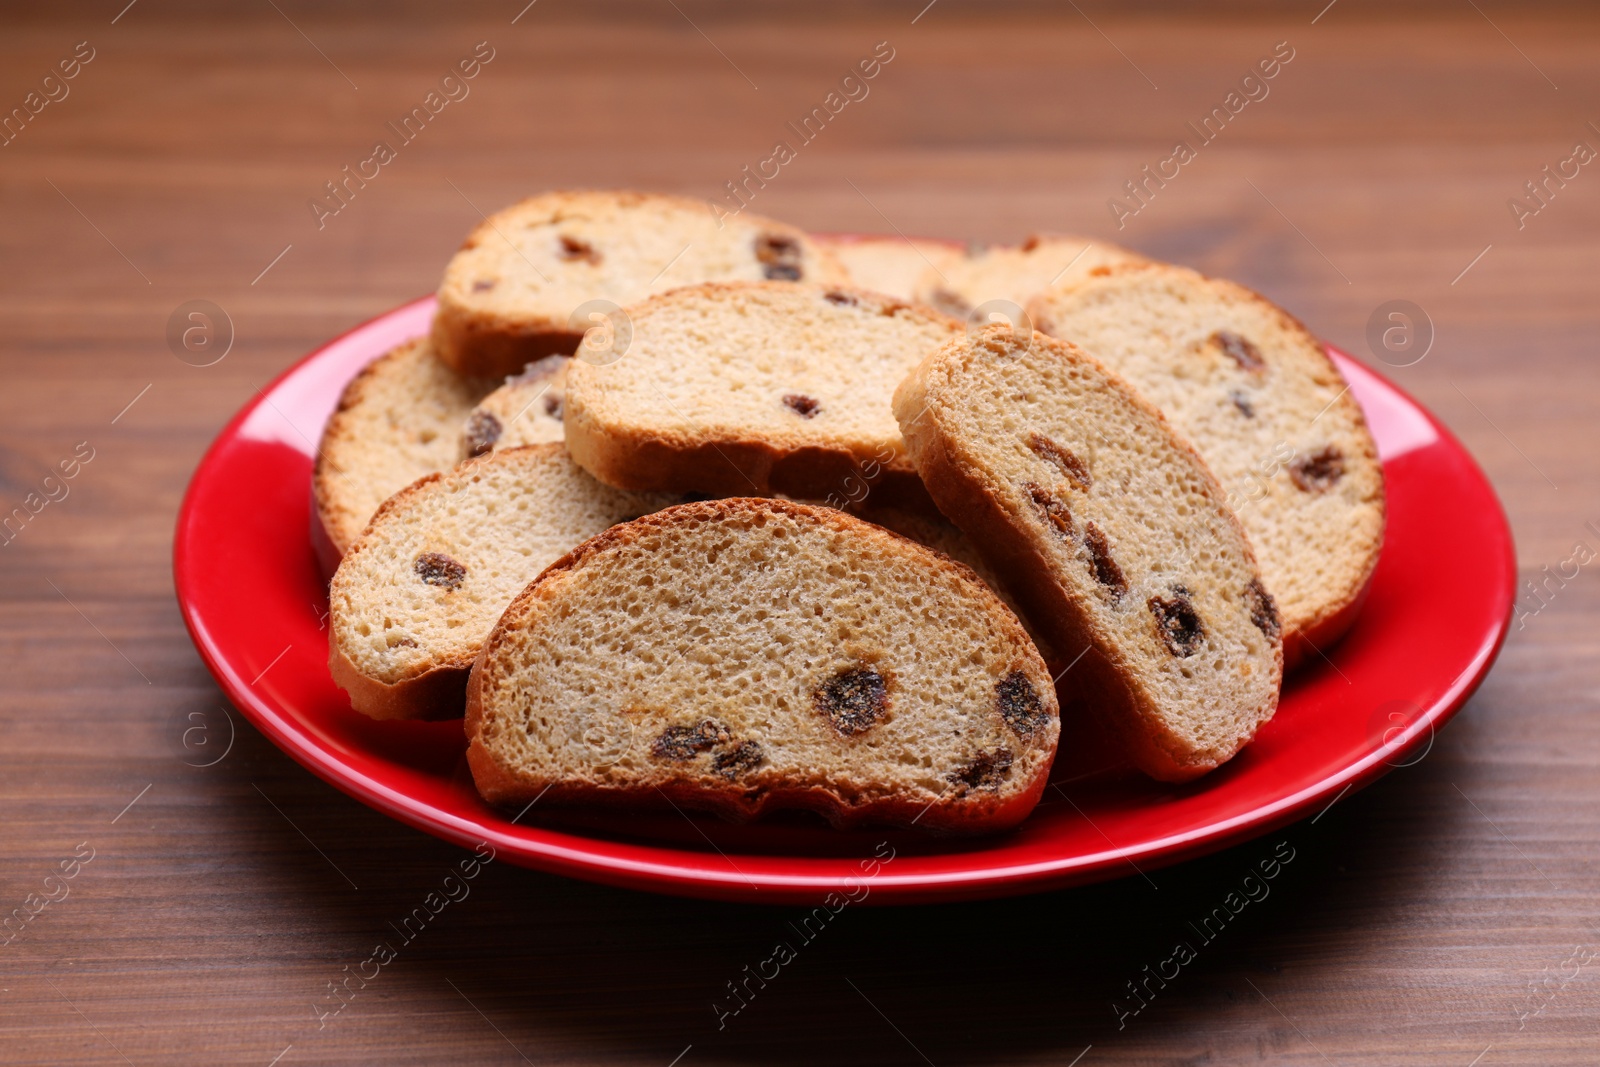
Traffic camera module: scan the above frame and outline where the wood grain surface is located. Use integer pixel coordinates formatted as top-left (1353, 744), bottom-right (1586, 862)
top-left (2, 2), bottom-right (1597, 1064)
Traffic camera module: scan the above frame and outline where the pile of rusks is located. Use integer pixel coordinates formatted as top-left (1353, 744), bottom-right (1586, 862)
top-left (317, 190), bottom-right (1384, 834)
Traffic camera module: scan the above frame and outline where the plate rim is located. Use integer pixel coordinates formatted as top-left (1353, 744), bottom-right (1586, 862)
top-left (173, 291), bottom-right (1516, 905)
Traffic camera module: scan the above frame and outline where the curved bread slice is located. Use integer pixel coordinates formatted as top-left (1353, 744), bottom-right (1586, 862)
top-left (460, 355), bottom-right (569, 460)
top-left (912, 234), bottom-right (1146, 320)
top-left (1028, 263), bottom-right (1383, 668)
top-left (433, 190), bottom-right (850, 378)
top-left (329, 444), bottom-right (679, 721)
top-left (314, 339), bottom-right (496, 556)
top-left (893, 325), bottom-right (1282, 782)
top-left (563, 282), bottom-right (962, 503)
top-left (818, 234), bottom-right (963, 301)
top-left (465, 498), bottom-right (1059, 833)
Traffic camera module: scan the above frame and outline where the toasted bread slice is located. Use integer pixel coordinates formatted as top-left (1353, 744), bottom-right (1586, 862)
top-left (562, 282), bottom-right (962, 505)
top-left (465, 498), bottom-right (1059, 832)
top-left (433, 190), bottom-right (851, 378)
top-left (1028, 263), bottom-right (1384, 667)
top-left (912, 234), bottom-right (1146, 320)
top-left (328, 445), bottom-right (679, 721)
top-left (817, 234), bottom-right (963, 300)
top-left (314, 339), bottom-right (497, 556)
top-left (460, 355), bottom-right (569, 460)
top-left (893, 325), bottom-right (1282, 782)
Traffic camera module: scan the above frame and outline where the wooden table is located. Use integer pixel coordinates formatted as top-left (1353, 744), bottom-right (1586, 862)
top-left (3, 3), bottom-right (1596, 1063)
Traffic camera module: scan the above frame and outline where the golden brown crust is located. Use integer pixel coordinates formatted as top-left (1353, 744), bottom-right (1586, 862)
top-left (1279, 349), bottom-right (1383, 668)
top-left (432, 190), bottom-right (849, 378)
top-left (310, 486), bottom-right (345, 579)
top-left (312, 339), bottom-right (495, 555)
top-left (462, 772), bottom-right (1050, 833)
top-left (464, 497), bottom-right (1056, 833)
top-left (563, 407), bottom-right (932, 506)
top-left (893, 329), bottom-right (1281, 783)
top-left (328, 444), bottom-right (673, 722)
top-left (329, 638), bottom-right (471, 722)
top-left (1028, 261), bottom-right (1386, 671)
top-left (429, 306), bottom-right (580, 382)
top-left (891, 385), bottom-right (1206, 782)
top-left (312, 344), bottom-right (413, 555)
top-left (327, 466), bottom-right (474, 720)
top-left (562, 282), bottom-right (959, 507)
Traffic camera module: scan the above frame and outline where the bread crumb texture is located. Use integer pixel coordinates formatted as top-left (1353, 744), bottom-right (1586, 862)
top-left (331, 445), bottom-right (679, 690)
top-left (467, 498), bottom-right (1058, 831)
top-left (434, 190), bottom-right (850, 375)
top-left (460, 355), bottom-right (569, 459)
top-left (1028, 263), bottom-right (1384, 644)
top-left (562, 282), bottom-right (962, 493)
top-left (893, 326), bottom-right (1281, 778)
top-left (314, 339), bottom-right (499, 553)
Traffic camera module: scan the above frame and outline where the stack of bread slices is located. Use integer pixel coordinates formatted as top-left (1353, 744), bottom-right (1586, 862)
top-left (318, 190), bottom-right (1384, 834)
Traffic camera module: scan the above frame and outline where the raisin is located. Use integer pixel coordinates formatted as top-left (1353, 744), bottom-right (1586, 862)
top-left (414, 552), bottom-right (466, 590)
top-left (558, 235), bottom-right (601, 264)
top-left (927, 287), bottom-right (971, 318)
top-left (1082, 522), bottom-right (1128, 601)
top-left (783, 393), bottom-right (821, 418)
top-left (824, 290), bottom-right (857, 307)
top-left (1148, 586), bottom-right (1204, 657)
top-left (712, 740), bottom-right (764, 779)
top-left (996, 671), bottom-right (1047, 739)
top-left (462, 410), bottom-right (503, 457)
top-left (1289, 445), bottom-right (1345, 493)
top-left (471, 279), bottom-right (496, 292)
top-left (543, 394), bottom-right (564, 421)
top-left (1211, 330), bottom-right (1265, 373)
top-left (1027, 431), bottom-right (1092, 491)
top-left (651, 719), bottom-right (728, 760)
top-left (814, 667), bottom-right (889, 736)
top-left (755, 234), bottom-right (804, 280)
top-left (948, 749), bottom-right (1014, 794)
top-left (1229, 389), bottom-right (1255, 417)
top-left (1245, 578), bottom-right (1282, 641)
top-left (1025, 482), bottom-right (1073, 539)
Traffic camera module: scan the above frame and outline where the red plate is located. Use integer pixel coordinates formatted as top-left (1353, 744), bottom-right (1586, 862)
top-left (174, 293), bottom-right (1515, 905)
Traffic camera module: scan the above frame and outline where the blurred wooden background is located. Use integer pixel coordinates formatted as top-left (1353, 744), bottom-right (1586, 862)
top-left (2, 1), bottom-right (1598, 1063)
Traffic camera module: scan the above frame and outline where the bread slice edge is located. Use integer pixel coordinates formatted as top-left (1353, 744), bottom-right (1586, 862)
top-left (464, 497), bottom-right (1057, 832)
top-left (1028, 261), bottom-right (1386, 670)
top-left (892, 330), bottom-right (1281, 782)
